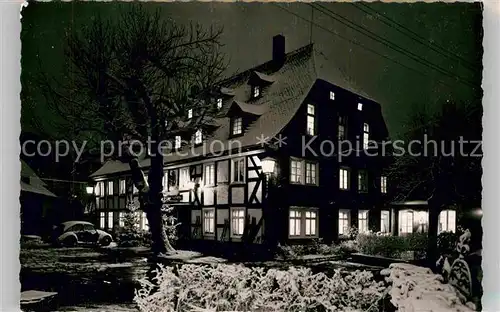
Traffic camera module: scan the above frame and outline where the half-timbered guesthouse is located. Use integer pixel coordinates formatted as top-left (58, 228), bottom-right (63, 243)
top-left (88, 35), bottom-right (393, 247)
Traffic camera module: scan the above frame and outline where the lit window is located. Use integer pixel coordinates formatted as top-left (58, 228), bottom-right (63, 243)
top-left (95, 182), bottom-right (101, 197)
top-left (188, 109), bottom-right (193, 119)
top-left (338, 115), bottom-right (347, 140)
top-left (231, 208), bottom-right (245, 236)
top-left (329, 91), bottom-right (335, 100)
top-left (289, 209), bottom-right (302, 236)
top-left (363, 123), bottom-right (370, 149)
top-left (232, 117), bottom-right (243, 135)
top-left (119, 179), bottom-right (126, 195)
top-left (305, 162), bottom-right (317, 185)
top-left (162, 172), bottom-right (168, 191)
top-left (194, 129), bottom-right (202, 144)
top-left (174, 136), bottom-right (181, 149)
top-left (231, 158), bottom-right (245, 183)
top-left (107, 181), bottom-right (114, 196)
top-left (305, 211), bottom-right (317, 236)
top-left (306, 104), bottom-right (315, 136)
top-left (142, 212), bottom-right (149, 231)
top-left (252, 85), bottom-right (260, 98)
top-left (439, 210), bottom-right (456, 233)
top-left (119, 212), bottom-right (125, 227)
top-left (358, 170), bottom-right (368, 193)
top-left (400, 210), bottom-right (414, 234)
top-left (380, 176), bottom-right (387, 193)
top-left (339, 168), bottom-right (349, 190)
top-left (358, 210), bottom-right (369, 234)
top-left (290, 159), bottom-right (303, 184)
top-left (167, 170), bottom-right (178, 191)
top-left (204, 163), bottom-right (215, 186)
top-left (108, 212), bottom-right (114, 229)
top-left (179, 167), bottom-right (190, 189)
top-left (100, 212), bottom-right (106, 228)
top-left (217, 98), bottom-right (223, 109)
top-left (338, 210), bottom-right (350, 235)
top-left (203, 209), bottom-right (215, 234)
top-left (357, 103), bottom-right (363, 111)
top-left (381, 210), bottom-right (390, 233)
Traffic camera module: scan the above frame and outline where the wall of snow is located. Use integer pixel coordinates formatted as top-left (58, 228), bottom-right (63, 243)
top-left (381, 263), bottom-right (477, 312)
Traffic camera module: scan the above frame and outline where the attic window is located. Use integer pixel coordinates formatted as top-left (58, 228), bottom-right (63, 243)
top-left (194, 129), bottom-right (202, 145)
top-left (188, 109), bottom-right (193, 119)
top-left (329, 91), bottom-right (335, 100)
top-left (216, 98), bottom-right (223, 109)
top-left (306, 104), bottom-right (315, 136)
top-left (232, 117), bottom-right (243, 136)
top-left (357, 103), bottom-right (363, 111)
top-left (252, 86), bottom-right (260, 98)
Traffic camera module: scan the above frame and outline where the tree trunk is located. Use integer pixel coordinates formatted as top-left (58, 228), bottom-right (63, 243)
top-left (427, 197), bottom-right (440, 270)
top-left (128, 152), bottom-right (174, 255)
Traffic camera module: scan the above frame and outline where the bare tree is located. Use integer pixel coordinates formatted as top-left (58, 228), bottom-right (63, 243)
top-left (385, 101), bottom-right (482, 266)
top-left (39, 5), bottom-right (228, 255)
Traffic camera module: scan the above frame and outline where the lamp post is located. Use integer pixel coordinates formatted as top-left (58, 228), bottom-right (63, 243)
top-left (261, 157), bottom-right (278, 250)
top-left (261, 157), bottom-right (277, 194)
top-left (85, 181), bottom-right (96, 219)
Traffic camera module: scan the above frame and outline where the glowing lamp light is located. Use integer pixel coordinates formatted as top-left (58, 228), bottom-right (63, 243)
top-left (261, 157), bottom-right (276, 175)
top-left (86, 186), bottom-right (94, 195)
top-left (472, 208), bottom-right (483, 218)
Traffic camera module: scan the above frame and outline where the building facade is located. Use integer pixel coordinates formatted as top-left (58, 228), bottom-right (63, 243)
top-left (90, 35), bottom-right (452, 245)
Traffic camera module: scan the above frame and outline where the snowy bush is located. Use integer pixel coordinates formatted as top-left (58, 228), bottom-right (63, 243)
top-left (357, 233), bottom-right (428, 259)
top-left (115, 203), bottom-right (152, 247)
top-left (382, 263), bottom-right (476, 312)
top-left (437, 231), bottom-right (459, 256)
top-left (276, 239), bottom-right (358, 259)
top-left (134, 264), bottom-right (387, 312)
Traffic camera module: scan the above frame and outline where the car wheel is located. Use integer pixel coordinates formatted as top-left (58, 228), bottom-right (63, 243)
top-left (63, 236), bottom-right (77, 247)
top-left (100, 236), bottom-right (112, 247)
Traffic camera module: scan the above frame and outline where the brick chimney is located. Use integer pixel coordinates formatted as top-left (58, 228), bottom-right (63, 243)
top-left (272, 34), bottom-right (285, 67)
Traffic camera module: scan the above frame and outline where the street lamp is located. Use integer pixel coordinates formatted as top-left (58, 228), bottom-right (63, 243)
top-left (261, 157), bottom-right (276, 175)
top-left (86, 185), bottom-right (94, 195)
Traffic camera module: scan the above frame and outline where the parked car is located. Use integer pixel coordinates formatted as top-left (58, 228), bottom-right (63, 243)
top-left (52, 221), bottom-right (113, 247)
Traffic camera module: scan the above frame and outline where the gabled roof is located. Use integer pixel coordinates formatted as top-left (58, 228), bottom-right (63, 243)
top-left (21, 181), bottom-right (56, 197)
top-left (252, 71), bottom-right (276, 83)
top-left (89, 42), bottom-right (383, 178)
top-left (227, 100), bottom-right (269, 116)
top-left (161, 44), bottom-right (317, 164)
top-left (21, 160), bottom-right (46, 187)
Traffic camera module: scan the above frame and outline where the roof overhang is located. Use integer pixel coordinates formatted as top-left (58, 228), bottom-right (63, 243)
top-left (390, 200), bottom-right (428, 206)
top-left (20, 181), bottom-right (57, 197)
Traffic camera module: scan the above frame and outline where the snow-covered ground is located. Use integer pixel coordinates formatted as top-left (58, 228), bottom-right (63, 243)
top-left (382, 263), bottom-right (477, 312)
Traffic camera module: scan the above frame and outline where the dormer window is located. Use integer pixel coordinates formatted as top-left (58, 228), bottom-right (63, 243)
top-left (329, 91), bottom-right (335, 100)
top-left (174, 135), bottom-right (181, 149)
top-left (357, 103), bottom-right (363, 111)
top-left (306, 104), bottom-right (315, 136)
top-left (338, 115), bottom-right (347, 140)
top-left (216, 98), bottom-right (223, 109)
top-left (232, 117), bottom-right (243, 136)
top-left (188, 109), bottom-right (193, 119)
top-left (363, 123), bottom-right (369, 149)
top-left (194, 129), bottom-right (202, 145)
top-left (252, 85), bottom-right (260, 98)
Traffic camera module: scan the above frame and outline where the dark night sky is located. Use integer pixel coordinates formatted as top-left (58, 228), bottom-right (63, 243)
top-left (21, 2), bottom-right (482, 139)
